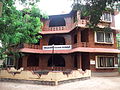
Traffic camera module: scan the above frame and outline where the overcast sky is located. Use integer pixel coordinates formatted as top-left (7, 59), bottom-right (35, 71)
top-left (38, 0), bottom-right (73, 15)
top-left (16, 0), bottom-right (73, 15)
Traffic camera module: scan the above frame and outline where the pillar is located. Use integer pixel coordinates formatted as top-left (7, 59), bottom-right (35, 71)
top-left (77, 53), bottom-right (82, 69)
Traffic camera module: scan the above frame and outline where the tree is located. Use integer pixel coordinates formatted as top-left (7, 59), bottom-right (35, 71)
top-left (0, 0), bottom-right (47, 60)
top-left (72, 0), bottom-right (120, 27)
top-left (116, 3), bottom-right (120, 11)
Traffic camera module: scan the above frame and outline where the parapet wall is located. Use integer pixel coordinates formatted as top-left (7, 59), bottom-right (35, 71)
top-left (0, 68), bottom-right (91, 85)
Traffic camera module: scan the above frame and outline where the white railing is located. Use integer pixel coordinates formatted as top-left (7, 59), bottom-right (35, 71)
top-left (43, 45), bottom-right (72, 50)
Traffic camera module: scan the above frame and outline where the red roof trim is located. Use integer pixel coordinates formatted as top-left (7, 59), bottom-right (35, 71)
top-left (20, 47), bottom-right (120, 54)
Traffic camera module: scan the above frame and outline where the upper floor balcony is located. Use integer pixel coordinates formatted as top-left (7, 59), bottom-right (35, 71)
top-left (19, 42), bottom-right (120, 54)
top-left (22, 44), bottom-right (86, 50)
top-left (40, 11), bottom-right (115, 34)
top-left (41, 19), bottom-right (89, 34)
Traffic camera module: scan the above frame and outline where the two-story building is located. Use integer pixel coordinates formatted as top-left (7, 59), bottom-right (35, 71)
top-left (15, 10), bottom-right (120, 77)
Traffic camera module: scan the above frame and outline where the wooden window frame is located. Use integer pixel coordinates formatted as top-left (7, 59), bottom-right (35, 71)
top-left (94, 31), bottom-right (114, 44)
top-left (101, 13), bottom-right (112, 22)
top-left (5, 57), bottom-right (15, 67)
top-left (95, 56), bottom-right (117, 69)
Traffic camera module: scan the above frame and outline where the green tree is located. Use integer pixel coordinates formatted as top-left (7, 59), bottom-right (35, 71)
top-left (0, 0), bottom-right (47, 60)
top-left (73, 0), bottom-right (120, 27)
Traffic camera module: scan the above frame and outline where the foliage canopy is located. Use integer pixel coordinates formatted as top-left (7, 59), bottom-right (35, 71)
top-left (73, 0), bottom-right (120, 27)
top-left (0, 0), bottom-right (47, 59)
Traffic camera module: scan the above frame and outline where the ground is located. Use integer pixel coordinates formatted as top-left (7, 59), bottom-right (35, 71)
top-left (0, 76), bottom-right (120, 90)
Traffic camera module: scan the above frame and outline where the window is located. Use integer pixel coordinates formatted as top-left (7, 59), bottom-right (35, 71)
top-left (74, 34), bottom-right (77, 44)
top-left (95, 31), bottom-right (113, 43)
top-left (101, 13), bottom-right (112, 22)
top-left (96, 56), bottom-right (115, 68)
top-left (5, 57), bottom-right (15, 66)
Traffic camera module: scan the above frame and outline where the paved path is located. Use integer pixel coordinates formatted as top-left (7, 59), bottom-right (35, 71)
top-left (0, 77), bottom-right (120, 90)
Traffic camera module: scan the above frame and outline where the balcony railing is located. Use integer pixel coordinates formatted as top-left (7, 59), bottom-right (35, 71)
top-left (23, 44), bottom-right (41, 49)
top-left (43, 26), bottom-right (68, 31)
top-left (22, 43), bottom-right (89, 50)
top-left (49, 26), bottom-right (66, 31)
top-left (72, 42), bottom-right (89, 48)
top-left (21, 44), bottom-right (72, 50)
top-left (81, 42), bottom-right (89, 47)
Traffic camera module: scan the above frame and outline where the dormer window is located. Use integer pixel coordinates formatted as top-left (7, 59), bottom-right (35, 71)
top-left (101, 13), bottom-right (112, 22)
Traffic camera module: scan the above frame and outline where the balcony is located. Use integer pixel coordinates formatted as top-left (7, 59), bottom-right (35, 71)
top-left (21, 43), bottom-right (90, 50)
top-left (41, 19), bottom-right (89, 34)
top-left (21, 44), bottom-right (72, 50)
top-left (44, 19), bottom-right (89, 31)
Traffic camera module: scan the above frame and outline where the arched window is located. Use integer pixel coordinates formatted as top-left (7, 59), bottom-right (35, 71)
top-left (48, 55), bottom-right (65, 67)
top-left (27, 54), bottom-right (39, 67)
top-left (49, 17), bottom-right (66, 27)
top-left (48, 36), bottom-right (65, 45)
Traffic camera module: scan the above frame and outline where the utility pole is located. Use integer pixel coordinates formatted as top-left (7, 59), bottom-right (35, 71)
top-left (51, 44), bottom-right (54, 71)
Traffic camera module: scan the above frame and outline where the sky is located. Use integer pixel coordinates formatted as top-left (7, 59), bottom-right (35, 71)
top-left (16, 0), bottom-right (73, 15)
top-left (38, 0), bottom-right (73, 15)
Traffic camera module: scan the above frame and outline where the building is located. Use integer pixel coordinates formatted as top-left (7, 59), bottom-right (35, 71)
top-left (18, 10), bottom-right (120, 76)
top-left (1, 10), bottom-right (120, 85)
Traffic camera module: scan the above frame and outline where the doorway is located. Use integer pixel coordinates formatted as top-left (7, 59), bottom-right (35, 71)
top-left (81, 53), bottom-right (90, 71)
